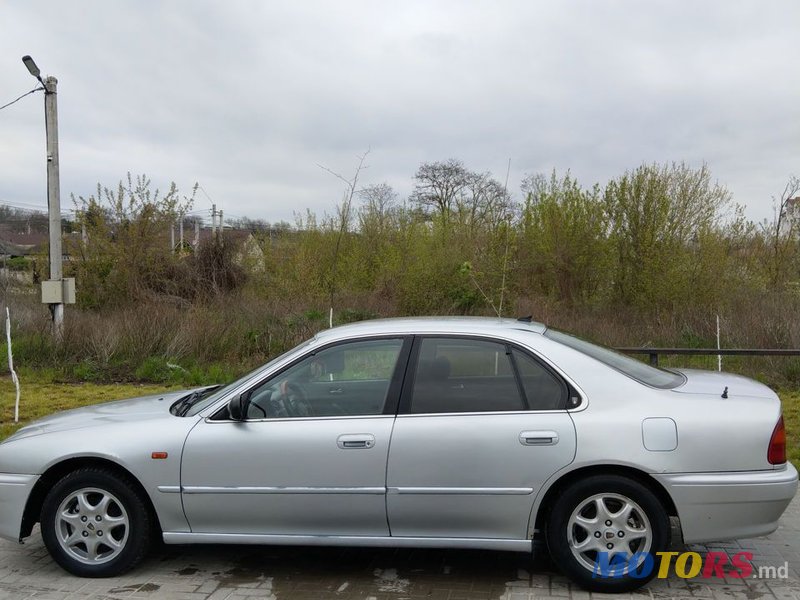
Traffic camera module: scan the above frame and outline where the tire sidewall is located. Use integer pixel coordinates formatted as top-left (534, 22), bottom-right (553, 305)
top-left (545, 475), bottom-right (670, 593)
top-left (41, 468), bottom-right (151, 577)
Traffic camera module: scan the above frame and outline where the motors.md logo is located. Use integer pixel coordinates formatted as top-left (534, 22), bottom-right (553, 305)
top-left (593, 551), bottom-right (790, 580)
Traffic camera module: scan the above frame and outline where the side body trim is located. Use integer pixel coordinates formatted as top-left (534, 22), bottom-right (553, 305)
top-left (162, 532), bottom-right (532, 552)
top-left (181, 486), bottom-right (386, 495)
top-left (388, 487), bottom-right (533, 495)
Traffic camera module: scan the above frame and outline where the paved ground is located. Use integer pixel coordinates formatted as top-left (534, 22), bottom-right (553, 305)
top-left (0, 497), bottom-right (798, 600)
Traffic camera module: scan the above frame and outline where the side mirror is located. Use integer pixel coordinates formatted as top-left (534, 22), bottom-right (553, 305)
top-left (228, 392), bottom-right (250, 421)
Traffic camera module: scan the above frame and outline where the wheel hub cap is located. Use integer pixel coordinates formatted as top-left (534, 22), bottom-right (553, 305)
top-left (566, 492), bottom-right (653, 576)
top-left (55, 487), bottom-right (129, 565)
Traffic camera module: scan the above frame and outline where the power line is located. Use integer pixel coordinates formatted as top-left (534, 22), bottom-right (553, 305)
top-left (0, 205), bottom-right (72, 220)
top-left (0, 201), bottom-right (47, 211)
top-left (0, 86), bottom-right (43, 112)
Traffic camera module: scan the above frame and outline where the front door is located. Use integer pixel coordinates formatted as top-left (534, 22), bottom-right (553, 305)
top-left (181, 336), bottom-right (409, 536)
top-left (386, 336), bottom-right (577, 540)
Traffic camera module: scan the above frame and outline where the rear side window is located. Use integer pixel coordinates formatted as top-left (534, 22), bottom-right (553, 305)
top-left (512, 349), bottom-right (567, 410)
top-left (409, 338), bottom-right (524, 414)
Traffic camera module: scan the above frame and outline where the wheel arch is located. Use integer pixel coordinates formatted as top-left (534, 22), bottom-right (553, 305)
top-left (531, 464), bottom-right (678, 538)
top-left (20, 456), bottom-right (161, 541)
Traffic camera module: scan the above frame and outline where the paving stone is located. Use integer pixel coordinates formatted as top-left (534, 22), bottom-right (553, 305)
top-left (0, 496), bottom-right (796, 599)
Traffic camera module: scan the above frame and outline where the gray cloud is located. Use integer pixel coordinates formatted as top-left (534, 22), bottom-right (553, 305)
top-left (1, 0), bottom-right (798, 223)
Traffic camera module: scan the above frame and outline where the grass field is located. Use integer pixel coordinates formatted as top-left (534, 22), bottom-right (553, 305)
top-left (782, 390), bottom-right (800, 468)
top-left (0, 377), bottom-right (797, 469)
top-left (0, 379), bottom-right (175, 440)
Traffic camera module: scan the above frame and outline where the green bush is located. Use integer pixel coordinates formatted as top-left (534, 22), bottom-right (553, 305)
top-left (134, 356), bottom-right (173, 383)
top-left (4, 257), bottom-right (30, 272)
top-left (72, 359), bottom-right (102, 382)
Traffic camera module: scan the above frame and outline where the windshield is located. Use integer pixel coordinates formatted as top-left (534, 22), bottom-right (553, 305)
top-left (181, 338), bottom-right (314, 416)
top-left (543, 329), bottom-right (685, 389)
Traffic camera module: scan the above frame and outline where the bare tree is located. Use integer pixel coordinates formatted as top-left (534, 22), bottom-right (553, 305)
top-left (317, 149), bottom-right (370, 326)
top-left (410, 159), bottom-right (471, 218)
top-left (766, 175), bottom-right (800, 287)
top-left (358, 182), bottom-right (397, 233)
top-left (227, 216), bottom-right (271, 232)
top-left (457, 171), bottom-right (513, 230)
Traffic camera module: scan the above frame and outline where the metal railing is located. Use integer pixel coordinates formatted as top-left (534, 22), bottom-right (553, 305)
top-left (616, 347), bottom-right (800, 367)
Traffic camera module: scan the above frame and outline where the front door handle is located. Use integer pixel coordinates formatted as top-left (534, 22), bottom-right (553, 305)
top-left (337, 434), bottom-right (375, 449)
top-left (519, 430), bottom-right (559, 446)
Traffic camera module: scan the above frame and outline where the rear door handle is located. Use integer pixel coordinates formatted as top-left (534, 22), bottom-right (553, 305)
top-left (329, 387), bottom-right (344, 395)
top-left (519, 430), bottom-right (559, 446)
top-left (337, 434), bottom-right (375, 449)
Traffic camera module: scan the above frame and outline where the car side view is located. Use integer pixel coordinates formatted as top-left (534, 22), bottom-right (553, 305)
top-left (0, 317), bottom-right (796, 592)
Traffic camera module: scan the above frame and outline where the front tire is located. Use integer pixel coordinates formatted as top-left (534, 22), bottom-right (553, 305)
top-left (545, 475), bottom-right (670, 593)
top-left (41, 468), bottom-right (153, 577)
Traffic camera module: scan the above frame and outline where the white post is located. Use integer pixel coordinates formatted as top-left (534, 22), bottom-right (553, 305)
top-left (6, 308), bottom-right (20, 423)
top-left (716, 314), bottom-right (722, 372)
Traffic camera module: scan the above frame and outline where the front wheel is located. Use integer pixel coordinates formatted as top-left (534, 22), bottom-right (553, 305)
top-left (41, 468), bottom-right (153, 577)
top-left (545, 475), bottom-right (670, 593)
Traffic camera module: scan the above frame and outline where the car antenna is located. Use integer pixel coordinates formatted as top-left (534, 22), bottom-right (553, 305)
top-left (721, 386), bottom-right (728, 399)
top-left (517, 315), bottom-right (533, 323)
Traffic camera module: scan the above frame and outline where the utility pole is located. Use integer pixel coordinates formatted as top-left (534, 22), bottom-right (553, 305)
top-left (23, 55), bottom-right (74, 340)
top-left (170, 221), bottom-right (175, 253)
top-left (44, 75), bottom-right (64, 337)
top-left (218, 210), bottom-right (224, 247)
top-left (211, 204), bottom-right (217, 237)
top-left (179, 215), bottom-right (184, 251)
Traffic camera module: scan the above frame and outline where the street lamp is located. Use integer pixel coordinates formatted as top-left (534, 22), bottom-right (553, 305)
top-left (21, 55), bottom-right (45, 86)
top-left (21, 55), bottom-right (74, 339)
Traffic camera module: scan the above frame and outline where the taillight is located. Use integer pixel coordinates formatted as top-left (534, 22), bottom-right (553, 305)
top-left (768, 416), bottom-right (787, 465)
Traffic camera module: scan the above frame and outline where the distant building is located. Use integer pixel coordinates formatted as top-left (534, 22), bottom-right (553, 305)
top-left (0, 227), bottom-right (47, 258)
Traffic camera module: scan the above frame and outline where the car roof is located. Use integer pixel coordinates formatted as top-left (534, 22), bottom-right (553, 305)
top-left (314, 316), bottom-right (547, 341)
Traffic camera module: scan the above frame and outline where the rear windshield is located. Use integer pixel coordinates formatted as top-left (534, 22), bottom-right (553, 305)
top-left (544, 329), bottom-right (685, 389)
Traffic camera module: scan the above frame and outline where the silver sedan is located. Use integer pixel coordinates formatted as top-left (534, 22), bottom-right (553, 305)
top-left (0, 317), bottom-right (796, 592)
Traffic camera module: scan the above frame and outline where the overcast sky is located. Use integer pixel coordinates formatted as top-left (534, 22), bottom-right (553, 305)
top-left (1, 1), bottom-right (798, 225)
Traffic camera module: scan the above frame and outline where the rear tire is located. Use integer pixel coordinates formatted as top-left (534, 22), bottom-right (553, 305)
top-left (545, 475), bottom-right (670, 593)
top-left (41, 468), bottom-right (152, 577)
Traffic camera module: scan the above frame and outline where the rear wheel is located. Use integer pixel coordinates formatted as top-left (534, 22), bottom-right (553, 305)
top-left (41, 468), bottom-right (152, 577)
top-left (545, 475), bottom-right (670, 592)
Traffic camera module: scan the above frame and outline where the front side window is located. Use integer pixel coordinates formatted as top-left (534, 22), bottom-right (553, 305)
top-left (409, 338), bottom-right (525, 414)
top-left (242, 338), bottom-right (404, 419)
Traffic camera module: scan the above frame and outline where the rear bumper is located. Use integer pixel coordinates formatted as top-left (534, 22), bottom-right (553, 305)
top-left (0, 473), bottom-right (38, 543)
top-left (654, 464), bottom-right (798, 543)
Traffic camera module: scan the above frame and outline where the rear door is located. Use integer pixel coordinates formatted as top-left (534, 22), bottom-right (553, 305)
top-left (386, 336), bottom-right (577, 540)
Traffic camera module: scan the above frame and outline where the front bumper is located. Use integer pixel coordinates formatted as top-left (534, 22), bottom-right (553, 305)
top-left (655, 464), bottom-right (798, 543)
top-left (0, 473), bottom-right (38, 543)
